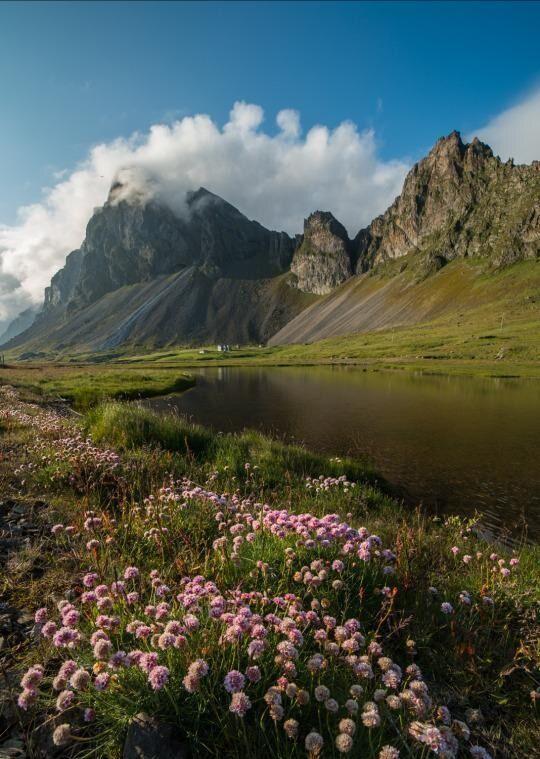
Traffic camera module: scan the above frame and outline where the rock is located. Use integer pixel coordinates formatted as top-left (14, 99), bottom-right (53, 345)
top-left (355, 131), bottom-right (540, 271)
top-left (123, 713), bottom-right (188, 759)
top-left (46, 187), bottom-right (295, 313)
top-left (290, 211), bottom-right (353, 294)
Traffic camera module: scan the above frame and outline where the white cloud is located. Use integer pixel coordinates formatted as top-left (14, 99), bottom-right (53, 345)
top-left (0, 101), bottom-right (409, 327)
top-left (471, 86), bottom-right (540, 164)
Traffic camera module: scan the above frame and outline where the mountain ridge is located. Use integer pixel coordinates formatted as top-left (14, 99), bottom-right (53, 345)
top-left (4, 131), bottom-right (539, 354)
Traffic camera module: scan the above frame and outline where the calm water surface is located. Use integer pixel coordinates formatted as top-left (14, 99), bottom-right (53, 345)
top-left (147, 367), bottom-right (540, 542)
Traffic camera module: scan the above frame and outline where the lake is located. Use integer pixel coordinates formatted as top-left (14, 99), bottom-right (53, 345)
top-left (146, 366), bottom-right (540, 543)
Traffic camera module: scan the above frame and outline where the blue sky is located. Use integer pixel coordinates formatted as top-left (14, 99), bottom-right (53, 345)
top-left (0, 1), bottom-right (539, 328)
top-left (1, 0), bottom-right (539, 223)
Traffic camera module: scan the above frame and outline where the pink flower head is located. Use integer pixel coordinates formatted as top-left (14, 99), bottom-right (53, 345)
top-left (224, 670), bottom-right (245, 693)
top-left (245, 665), bottom-right (261, 683)
top-left (124, 566), bottom-right (139, 580)
top-left (34, 608), bottom-right (48, 624)
top-left (148, 665), bottom-right (169, 690)
top-left (58, 660), bottom-right (78, 679)
top-left (20, 666), bottom-right (44, 690)
top-left (83, 572), bottom-right (99, 588)
top-left (18, 688), bottom-right (37, 711)
top-left (94, 672), bottom-right (110, 691)
top-left (139, 653), bottom-right (159, 673)
top-left (229, 691), bottom-right (251, 717)
top-left (56, 689), bottom-right (75, 711)
top-left (41, 620), bottom-right (57, 638)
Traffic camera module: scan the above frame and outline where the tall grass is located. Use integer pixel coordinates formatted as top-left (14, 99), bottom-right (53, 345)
top-left (86, 403), bottom-right (377, 487)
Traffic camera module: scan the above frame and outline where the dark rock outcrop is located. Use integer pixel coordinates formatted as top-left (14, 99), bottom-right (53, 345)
top-left (55, 186), bottom-right (295, 312)
top-left (355, 131), bottom-right (540, 271)
top-left (291, 211), bottom-right (353, 294)
top-left (123, 713), bottom-right (188, 759)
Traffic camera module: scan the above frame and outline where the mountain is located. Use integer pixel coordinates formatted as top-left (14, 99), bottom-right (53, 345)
top-left (354, 131), bottom-right (540, 271)
top-left (7, 132), bottom-right (540, 356)
top-left (271, 132), bottom-right (539, 345)
top-left (0, 306), bottom-right (41, 347)
top-left (7, 185), bottom-right (312, 353)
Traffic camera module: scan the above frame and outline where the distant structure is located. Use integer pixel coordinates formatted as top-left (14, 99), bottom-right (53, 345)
top-left (217, 344), bottom-right (231, 352)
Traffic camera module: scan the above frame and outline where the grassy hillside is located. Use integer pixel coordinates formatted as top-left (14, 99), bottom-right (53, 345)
top-left (3, 258), bottom-right (539, 379)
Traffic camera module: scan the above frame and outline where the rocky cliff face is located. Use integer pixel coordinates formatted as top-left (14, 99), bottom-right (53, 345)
top-left (44, 249), bottom-right (84, 309)
top-left (47, 186), bottom-right (295, 313)
top-left (355, 131), bottom-right (540, 271)
top-left (290, 211), bottom-right (353, 294)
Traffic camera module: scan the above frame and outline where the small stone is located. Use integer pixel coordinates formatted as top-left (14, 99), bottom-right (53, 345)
top-left (123, 713), bottom-right (188, 759)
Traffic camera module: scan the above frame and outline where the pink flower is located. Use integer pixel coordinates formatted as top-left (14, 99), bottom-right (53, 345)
top-left (62, 609), bottom-right (80, 627)
top-left (441, 602), bottom-right (454, 614)
top-left (93, 639), bottom-right (112, 660)
top-left (41, 620), bottom-right (57, 638)
top-left (229, 691), bottom-right (251, 717)
top-left (83, 572), bottom-right (99, 588)
top-left (58, 660), bottom-right (78, 679)
top-left (183, 614), bottom-right (199, 631)
top-left (17, 689), bottom-right (37, 711)
top-left (124, 566), bottom-right (139, 580)
top-left (224, 670), bottom-right (245, 693)
top-left (70, 669), bottom-right (91, 690)
top-left (148, 665), bottom-right (169, 691)
top-left (451, 546), bottom-right (459, 556)
top-left (20, 666), bottom-right (44, 689)
top-left (500, 567), bottom-right (511, 577)
top-left (56, 689), bottom-right (75, 711)
top-left (139, 651), bottom-right (157, 674)
top-left (84, 708), bottom-right (96, 722)
top-left (53, 627), bottom-right (79, 648)
top-left (245, 665), bottom-right (261, 683)
top-left (34, 608), bottom-right (47, 624)
top-left (51, 524), bottom-right (64, 535)
top-left (94, 672), bottom-right (110, 691)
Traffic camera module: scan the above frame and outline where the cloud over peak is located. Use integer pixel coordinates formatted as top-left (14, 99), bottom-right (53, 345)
top-left (0, 102), bottom-right (409, 328)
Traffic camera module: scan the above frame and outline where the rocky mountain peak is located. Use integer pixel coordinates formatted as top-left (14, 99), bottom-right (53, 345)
top-left (355, 131), bottom-right (539, 270)
top-left (43, 185), bottom-right (295, 313)
top-left (290, 211), bottom-right (353, 294)
top-left (303, 211), bottom-right (350, 253)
